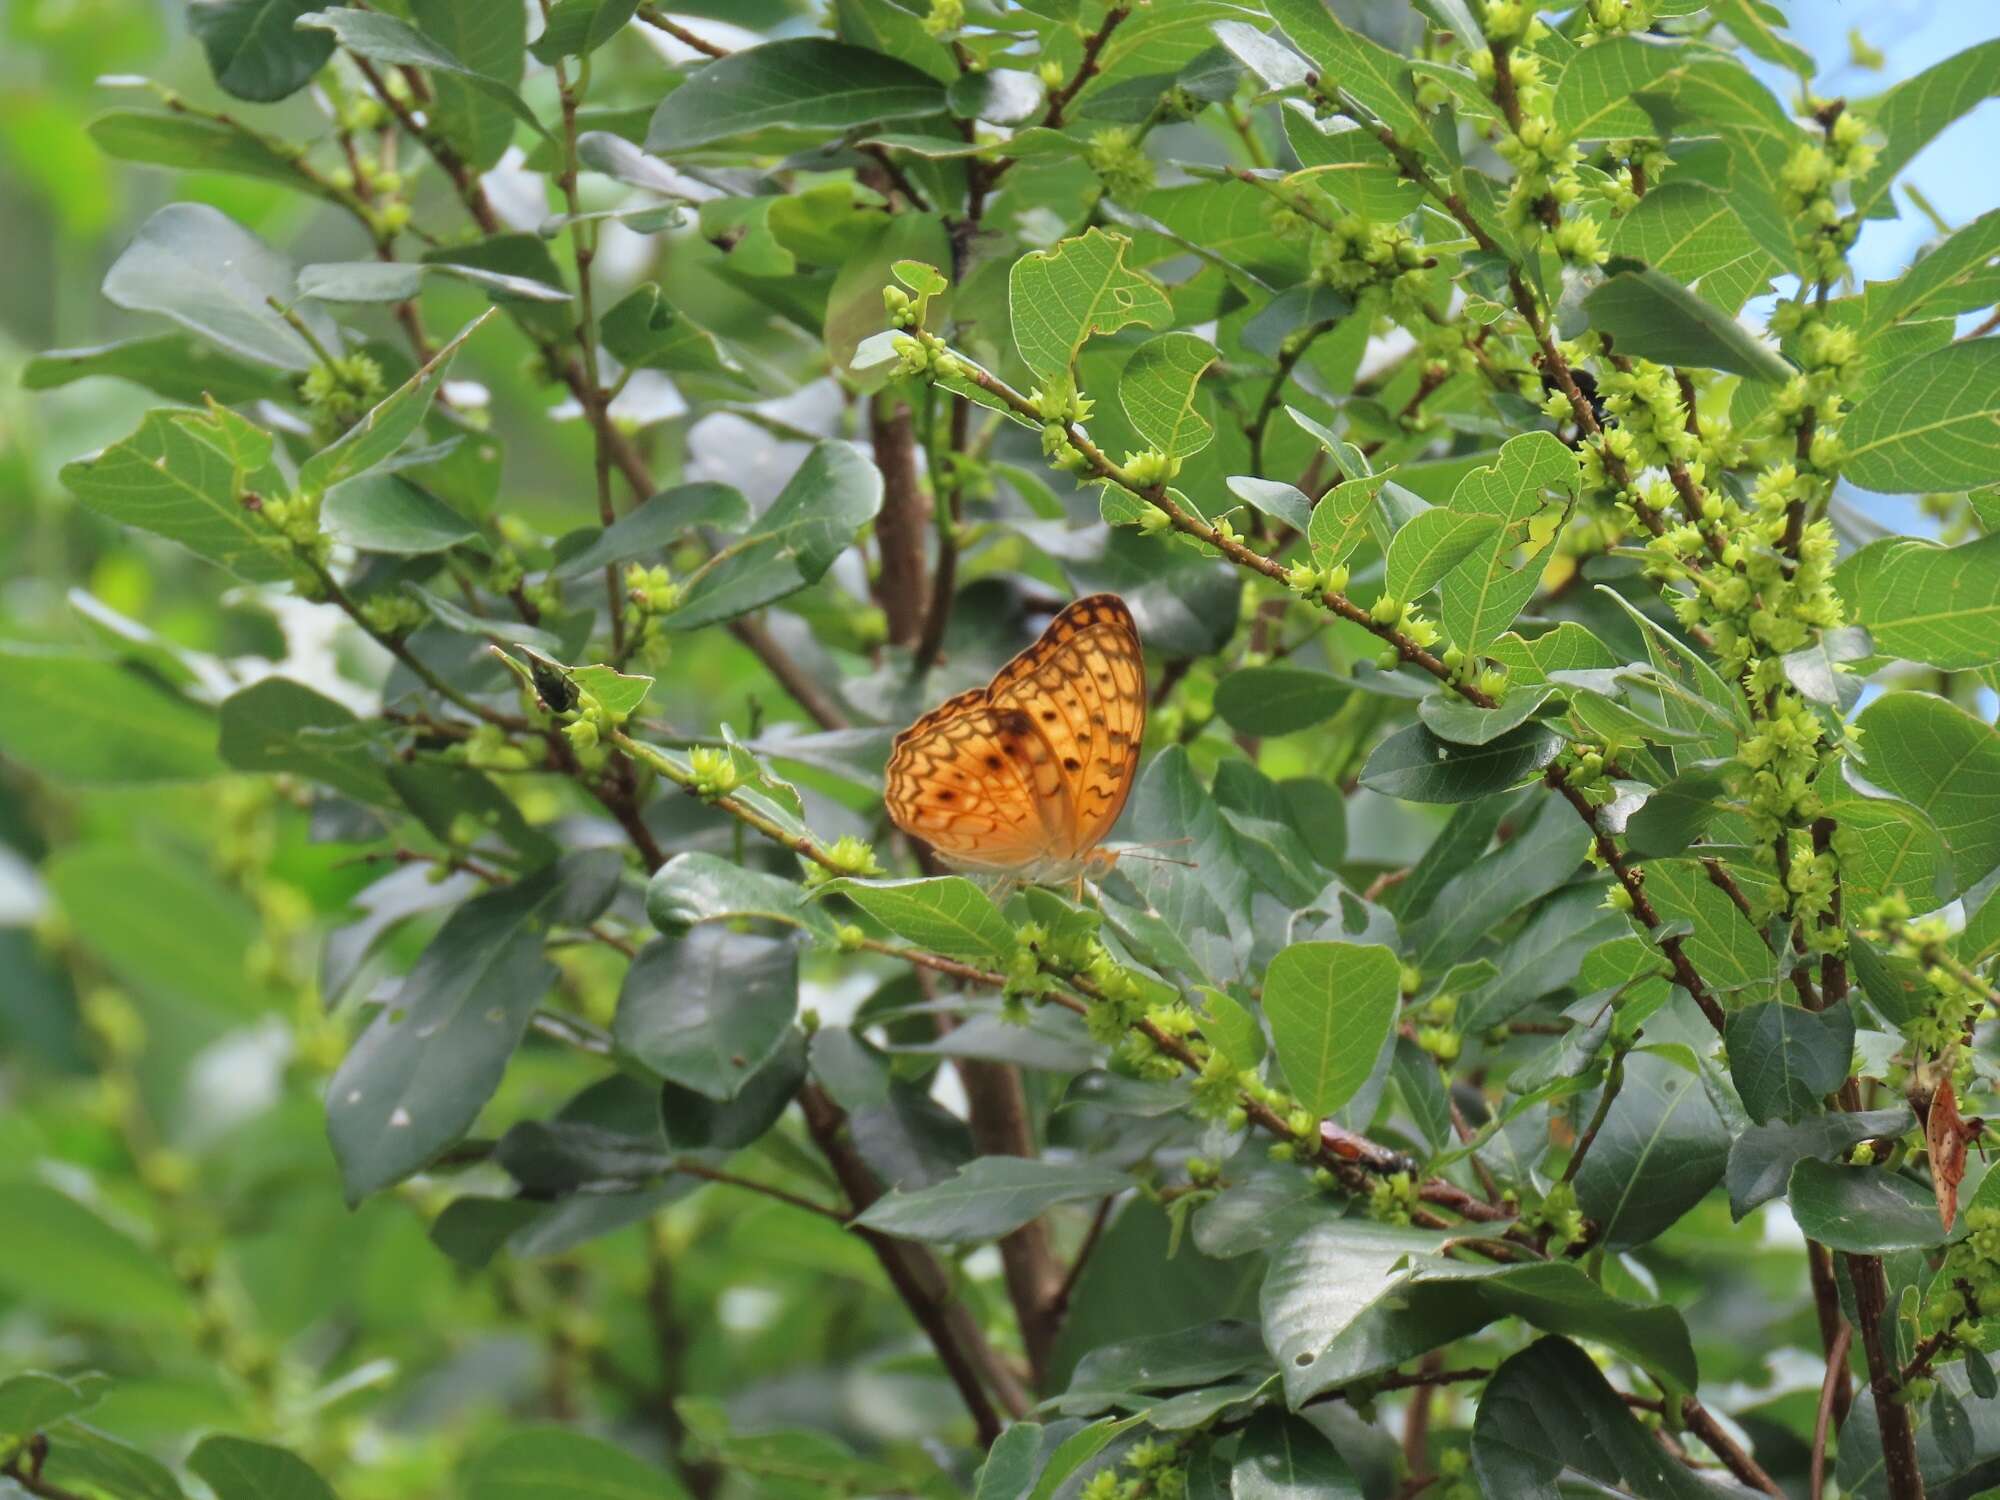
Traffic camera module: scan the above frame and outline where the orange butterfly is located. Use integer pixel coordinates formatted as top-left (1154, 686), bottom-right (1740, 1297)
top-left (885, 594), bottom-right (1146, 890)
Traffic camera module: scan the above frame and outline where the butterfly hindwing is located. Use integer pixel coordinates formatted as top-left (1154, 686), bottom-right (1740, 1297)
top-left (885, 594), bottom-right (1146, 876)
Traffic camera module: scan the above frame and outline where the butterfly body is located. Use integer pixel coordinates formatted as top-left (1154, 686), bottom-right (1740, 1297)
top-left (885, 594), bottom-right (1145, 887)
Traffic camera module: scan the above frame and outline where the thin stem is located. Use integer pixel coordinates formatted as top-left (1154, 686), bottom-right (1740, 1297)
top-left (1042, 6), bottom-right (1129, 129)
top-left (635, 3), bottom-right (728, 57)
top-left (1562, 1046), bottom-right (1627, 1185)
top-left (1812, 1321), bottom-right (1854, 1500)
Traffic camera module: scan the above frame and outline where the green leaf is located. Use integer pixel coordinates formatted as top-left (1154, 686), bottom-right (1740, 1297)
top-left (327, 852), bottom-right (622, 1202)
top-left (61, 404), bottom-right (290, 581)
top-left (1866, 207), bottom-right (2000, 329)
top-left (948, 67), bottom-right (1045, 125)
top-left (1607, 180), bottom-right (1782, 315)
top-left (0, 1183), bottom-right (189, 1330)
top-left (554, 483), bottom-right (749, 579)
top-left (189, 1437), bottom-right (338, 1500)
top-left (86, 109), bottom-right (339, 199)
top-left (1263, 941), bottom-right (1400, 1119)
top-left (1827, 793), bottom-right (1953, 916)
top-left (1552, 35), bottom-right (1702, 142)
top-left (0, 1373), bottom-right (102, 1438)
top-left (0, 646), bottom-right (219, 783)
top-left (559, 664), bottom-right (645, 719)
top-left (462, 1428), bottom-right (689, 1500)
top-left (218, 677), bottom-right (392, 802)
top-left (599, 284), bottom-right (748, 388)
top-left (1623, 764), bottom-right (1732, 858)
top-left (189, 0), bottom-right (336, 101)
top-left (1387, 510), bottom-right (1504, 602)
top-left (22, 333), bottom-right (291, 406)
top-left (663, 441), bottom-right (883, 630)
top-left (1010, 228), bottom-right (1173, 384)
top-left (1212, 665), bottom-right (1350, 737)
top-left (613, 928), bottom-right (797, 1100)
top-left (1788, 1158), bottom-right (1948, 1253)
top-left (1226, 475), bottom-right (1313, 534)
top-left (1407, 798), bottom-right (1586, 972)
top-left (647, 852), bottom-right (835, 941)
top-left (1724, 1000), bottom-right (1854, 1125)
top-left (413, 0), bottom-right (527, 169)
top-left (41, 1424), bottom-right (186, 1500)
top-left (103, 201), bottom-right (339, 371)
top-left (529, 0), bottom-right (638, 62)
top-left (1232, 1411), bottom-right (1361, 1499)
top-left (1843, 339), bottom-right (2000, 494)
top-left (46, 843), bottom-right (262, 1014)
top-left (1263, 0), bottom-right (1432, 159)
top-left (1725, 1106), bottom-right (1913, 1219)
top-left (1358, 722), bottom-right (1562, 804)
top-left (297, 259), bottom-right (567, 305)
top-left (1855, 692), bottom-right (2000, 893)
top-left (322, 473), bottom-right (480, 555)
top-left (298, 9), bottom-right (551, 141)
top-left (1573, 1048), bottom-right (1731, 1250)
top-left (1851, 38), bottom-right (2000, 219)
top-left (1473, 1337), bottom-right (1719, 1500)
top-left (1583, 264), bottom-right (1793, 381)
top-left (853, 1157), bottom-right (1129, 1245)
top-left (1644, 858), bottom-right (1775, 993)
top-left (300, 312), bottom-right (490, 494)
top-left (1418, 685), bottom-right (1554, 748)
top-left (819, 876), bottom-right (1014, 962)
top-left (1263, 1220), bottom-right (1698, 1407)
top-left (647, 38), bottom-right (947, 151)
top-left (1305, 473), bottom-right (1384, 573)
top-left (1118, 331), bottom-right (1218, 460)
top-left (974, 1424), bottom-right (1044, 1500)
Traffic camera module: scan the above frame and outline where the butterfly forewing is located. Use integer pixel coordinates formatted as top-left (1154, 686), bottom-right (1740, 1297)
top-left (988, 596), bottom-right (1145, 859)
top-left (884, 594), bottom-right (1146, 876)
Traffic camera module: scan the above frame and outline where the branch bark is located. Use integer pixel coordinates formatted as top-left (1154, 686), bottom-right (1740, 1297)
top-left (1844, 1251), bottom-right (1927, 1499)
top-left (870, 395), bottom-right (931, 649)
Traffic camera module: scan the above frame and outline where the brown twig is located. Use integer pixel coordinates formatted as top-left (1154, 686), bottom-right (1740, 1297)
top-left (1845, 1251), bottom-right (1926, 1500)
top-left (870, 395), bottom-right (931, 648)
top-left (635, 3), bottom-right (728, 57)
top-left (1042, 5), bottom-right (1129, 129)
top-left (1812, 1321), bottom-right (1854, 1500)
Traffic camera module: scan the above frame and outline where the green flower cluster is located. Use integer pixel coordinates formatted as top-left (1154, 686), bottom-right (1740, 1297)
top-left (1087, 126), bottom-right (1157, 202)
top-left (1078, 1437), bottom-right (1188, 1500)
top-left (300, 351), bottom-right (385, 439)
top-left (1869, 896), bottom-right (1983, 1055)
top-left (1304, 207), bottom-right (1431, 303)
top-left (1781, 106), bottom-right (1878, 279)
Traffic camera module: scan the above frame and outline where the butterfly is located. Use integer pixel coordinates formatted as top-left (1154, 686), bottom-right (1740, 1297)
top-left (885, 593), bottom-right (1146, 890)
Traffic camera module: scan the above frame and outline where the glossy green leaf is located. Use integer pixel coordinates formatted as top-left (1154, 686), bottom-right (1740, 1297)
top-left (1573, 1049), bottom-right (1730, 1250)
top-left (529, 0), bottom-right (638, 62)
top-left (554, 483), bottom-right (749, 580)
top-left (1788, 1157), bottom-right (1948, 1253)
top-left (614, 927), bottom-right (796, 1100)
top-left (600, 283), bottom-right (748, 387)
top-left (189, 1436), bottom-right (338, 1500)
top-left (1263, 0), bottom-right (1432, 156)
top-left (0, 1372), bottom-right (102, 1437)
top-left (820, 876), bottom-right (1014, 962)
top-left (855, 1156), bottom-right (1130, 1245)
top-left (46, 843), bottom-right (261, 1014)
top-left (87, 109), bottom-right (339, 199)
top-left (297, 259), bottom-right (567, 305)
top-left (297, 10), bottom-right (551, 141)
top-left (189, 0), bottom-right (336, 101)
top-left (102, 202), bottom-right (338, 371)
top-left (322, 473), bottom-right (480, 555)
top-left (299, 312), bottom-right (489, 494)
top-left (1724, 999), bottom-right (1854, 1124)
top-left (663, 442), bottom-right (883, 630)
top-left (647, 38), bottom-right (947, 151)
top-left (1232, 1411), bottom-right (1361, 1499)
top-left (1358, 722), bottom-right (1562, 804)
top-left (328, 852), bottom-right (622, 1202)
top-left (1725, 1106), bottom-right (1912, 1219)
top-left (1386, 510), bottom-right (1504, 602)
top-left (413, 0), bottom-right (527, 168)
top-left (1473, 1337), bottom-right (1718, 1500)
top-left (218, 677), bottom-right (392, 802)
top-left (1851, 38), bottom-right (2000, 218)
top-left (22, 333), bottom-right (291, 405)
top-left (1584, 264), bottom-right (1793, 380)
top-left (1212, 665), bottom-right (1350, 737)
top-left (1263, 940), bottom-right (1400, 1119)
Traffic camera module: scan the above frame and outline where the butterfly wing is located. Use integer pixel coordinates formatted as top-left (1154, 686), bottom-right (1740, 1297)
top-left (988, 594), bottom-right (1146, 860)
top-left (884, 689), bottom-right (1064, 872)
